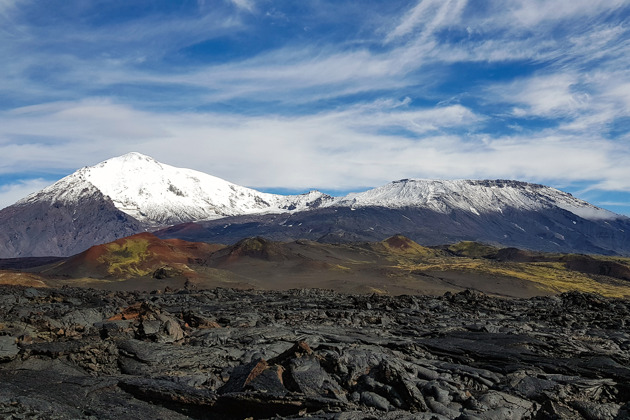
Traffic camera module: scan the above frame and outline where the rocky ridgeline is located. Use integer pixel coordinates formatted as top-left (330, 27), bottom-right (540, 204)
top-left (0, 286), bottom-right (629, 419)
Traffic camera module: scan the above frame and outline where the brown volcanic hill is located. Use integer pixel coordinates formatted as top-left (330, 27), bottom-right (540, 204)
top-left (11, 234), bottom-right (630, 298)
top-left (200, 235), bottom-right (552, 296)
top-left (202, 237), bottom-right (345, 289)
top-left (442, 241), bottom-right (630, 282)
top-left (210, 237), bottom-right (291, 265)
top-left (560, 254), bottom-right (630, 281)
top-left (43, 232), bottom-right (224, 280)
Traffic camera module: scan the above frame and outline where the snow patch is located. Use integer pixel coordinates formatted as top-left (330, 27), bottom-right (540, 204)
top-left (513, 223), bottom-right (526, 232)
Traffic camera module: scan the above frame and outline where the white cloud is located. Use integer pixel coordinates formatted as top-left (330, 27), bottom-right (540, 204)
top-left (1, 99), bottom-right (629, 196)
top-left (0, 178), bottom-right (51, 210)
top-left (599, 202), bottom-right (630, 207)
top-left (502, 0), bottom-right (627, 28)
top-left (0, 99), bottom-right (481, 187)
top-left (602, 81), bottom-right (630, 111)
top-left (386, 0), bottom-right (467, 43)
top-left (229, 0), bottom-right (255, 12)
top-left (491, 74), bottom-right (589, 118)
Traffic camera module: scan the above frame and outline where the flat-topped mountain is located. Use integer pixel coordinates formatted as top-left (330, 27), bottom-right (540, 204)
top-left (1, 153), bottom-right (629, 257)
top-left (336, 178), bottom-right (617, 220)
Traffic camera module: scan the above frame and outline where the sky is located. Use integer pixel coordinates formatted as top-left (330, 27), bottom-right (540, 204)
top-left (1, 0), bottom-right (630, 215)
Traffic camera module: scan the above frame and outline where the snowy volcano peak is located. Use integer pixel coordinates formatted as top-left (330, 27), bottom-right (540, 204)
top-left (5, 153), bottom-right (628, 258)
top-left (22, 152), bottom-right (332, 227)
top-left (334, 178), bottom-right (619, 221)
top-left (86, 153), bottom-right (337, 225)
top-left (15, 153), bottom-right (620, 231)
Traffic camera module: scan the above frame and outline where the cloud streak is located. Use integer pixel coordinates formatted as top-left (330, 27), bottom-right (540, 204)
top-left (1, 99), bottom-right (627, 197)
top-left (386, 0), bottom-right (467, 43)
top-left (0, 1), bottom-right (629, 213)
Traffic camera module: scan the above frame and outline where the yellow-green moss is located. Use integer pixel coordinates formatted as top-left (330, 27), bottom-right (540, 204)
top-left (382, 238), bottom-right (440, 259)
top-left (396, 256), bottom-right (630, 298)
top-left (448, 241), bottom-right (499, 258)
top-left (98, 238), bottom-right (152, 277)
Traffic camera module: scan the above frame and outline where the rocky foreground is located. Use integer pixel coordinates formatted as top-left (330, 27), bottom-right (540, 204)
top-left (0, 286), bottom-right (629, 419)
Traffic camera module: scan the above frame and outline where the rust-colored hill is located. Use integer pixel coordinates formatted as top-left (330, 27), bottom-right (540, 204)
top-left (43, 232), bottom-right (224, 280)
top-left (210, 237), bottom-right (293, 264)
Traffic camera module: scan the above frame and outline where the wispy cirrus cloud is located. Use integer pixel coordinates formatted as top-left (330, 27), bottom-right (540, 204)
top-left (0, 0), bottom-right (23, 18)
top-left (227, 0), bottom-right (256, 12)
top-left (0, 0), bottom-right (630, 213)
top-left (1, 99), bottom-right (628, 196)
top-left (385, 0), bottom-right (467, 43)
top-left (490, 74), bottom-right (590, 118)
top-left (498, 0), bottom-right (628, 28)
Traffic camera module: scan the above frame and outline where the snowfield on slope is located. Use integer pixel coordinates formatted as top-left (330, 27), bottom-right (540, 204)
top-left (17, 153), bottom-right (622, 228)
top-left (332, 179), bottom-right (619, 220)
top-left (19, 153), bottom-right (334, 227)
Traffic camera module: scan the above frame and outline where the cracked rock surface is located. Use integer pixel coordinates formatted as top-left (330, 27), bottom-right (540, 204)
top-left (0, 286), bottom-right (629, 419)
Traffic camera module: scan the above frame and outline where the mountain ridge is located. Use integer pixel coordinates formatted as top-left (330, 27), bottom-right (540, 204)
top-left (1, 152), bottom-right (628, 257)
top-left (155, 205), bottom-right (630, 256)
top-left (16, 152), bottom-right (335, 227)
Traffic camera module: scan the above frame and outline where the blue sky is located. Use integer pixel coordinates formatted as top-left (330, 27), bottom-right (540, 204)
top-left (1, 0), bottom-right (630, 215)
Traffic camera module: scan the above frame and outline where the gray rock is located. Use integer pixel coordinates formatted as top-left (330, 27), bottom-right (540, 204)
top-left (360, 391), bottom-right (393, 411)
top-left (220, 358), bottom-right (287, 395)
top-left (478, 391), bottom-right (534, 419)
top-left (416, 365), bottom-right (440, 381)
top-left (1, 286), bottom-right (629, 419)
top-left (571, 401), bottom-right (622, 420)
top-left (61, 307), bottom-right (107, 328)
top-left (0, 336), bottom-right (18, 362)
top-left (288, 355), bottom-right (343, 398)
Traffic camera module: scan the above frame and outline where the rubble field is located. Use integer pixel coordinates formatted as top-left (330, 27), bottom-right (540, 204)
top-left (0, 285), bottom-right (629, 419)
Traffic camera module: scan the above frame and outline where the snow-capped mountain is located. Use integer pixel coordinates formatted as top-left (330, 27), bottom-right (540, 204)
top-left (156, 179), bottom-right (629, 256)
top-left (1, 152), bottom-right (628, 258)
top-left (17, 152), bottom-right (334, 227)
top-left (333, 179), bottom-right (618, 221)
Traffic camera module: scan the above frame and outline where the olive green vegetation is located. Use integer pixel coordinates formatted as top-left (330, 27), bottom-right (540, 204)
top-left (381, 235), bottom-right (443, 259)
top-left (447, 241), bottom-right (501, 258)
top-left (237, 237), bottom-right (266, 252)
top-left (98, 238), bottom-right (152, 277)
top-left (385, 240), bottom-right (630, 298)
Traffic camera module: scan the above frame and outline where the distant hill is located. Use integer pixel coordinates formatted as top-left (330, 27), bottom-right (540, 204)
top-left (42, 232), bottom-right (223, 280)
top-left (4, 234), bottom-right (629, 298)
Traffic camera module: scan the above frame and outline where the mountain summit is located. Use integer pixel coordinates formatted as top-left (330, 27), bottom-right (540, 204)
top-left (0, 153), bottom-right (628, 257)
top-left (17, 152), bottom-right (333, 227)
top-left (335, 178), bottom-right (618, 221)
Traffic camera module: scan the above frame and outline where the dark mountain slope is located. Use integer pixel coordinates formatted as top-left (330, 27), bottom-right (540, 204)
top-left (0, 187), bottom-right (143, 258)
top-left (156, 205), bottom-right (630, 256)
